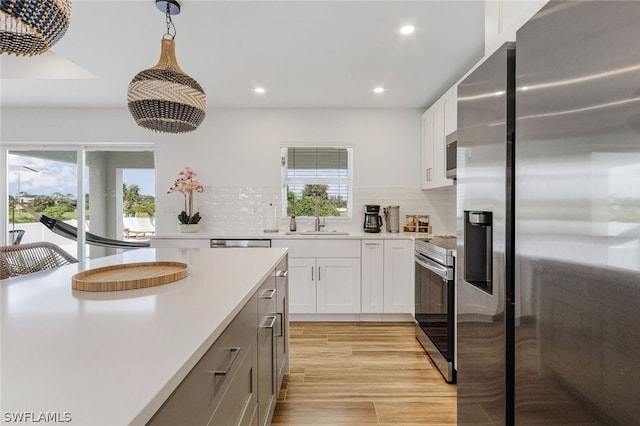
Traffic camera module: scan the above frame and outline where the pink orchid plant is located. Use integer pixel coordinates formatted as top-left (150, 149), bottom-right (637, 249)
top-left (167, 167), bottom-right (204, 224)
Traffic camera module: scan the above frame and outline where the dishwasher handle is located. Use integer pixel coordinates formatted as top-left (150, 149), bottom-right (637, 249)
top-left (210, 239), bottom-right (271, 248)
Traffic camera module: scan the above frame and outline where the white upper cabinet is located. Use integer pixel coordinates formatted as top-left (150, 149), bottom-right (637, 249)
top-left (421, 109), bottom-right (435, 189)
top-left (421, 86), bottom-right (456, 190)
top-left (484, 0), bottom-right (549, 55)
top-left (443, 86), bottom-right (457, 136)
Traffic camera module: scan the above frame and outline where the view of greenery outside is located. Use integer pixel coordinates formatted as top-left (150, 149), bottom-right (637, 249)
top-left (7, 185), bottom-right (156, 226)
top-left (123, 183), bottom-right (156, 218)
top-left (9, 192), bottom-right (77, 223)
top-left (287, 184), bottom-right (347, 217)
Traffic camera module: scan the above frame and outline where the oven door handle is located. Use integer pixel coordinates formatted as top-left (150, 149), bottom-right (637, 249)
top-left (415, 254), bottom-right (450, 281)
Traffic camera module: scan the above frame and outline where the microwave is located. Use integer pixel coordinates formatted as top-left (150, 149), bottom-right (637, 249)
top-left (446, 131), bottom-right (457, 180)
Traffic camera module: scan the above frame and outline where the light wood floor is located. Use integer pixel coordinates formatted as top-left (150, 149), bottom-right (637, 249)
top-left (272, 322), bottom-right (457, 425)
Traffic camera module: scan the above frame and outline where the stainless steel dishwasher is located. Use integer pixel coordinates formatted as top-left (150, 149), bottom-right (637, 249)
top-left (210, 239), bottom-right (271, 248)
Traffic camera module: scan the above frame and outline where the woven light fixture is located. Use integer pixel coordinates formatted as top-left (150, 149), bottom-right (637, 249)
top-left (127, 0), bottom-right (206, 134)
top-left (0, 0), bottom-right (71, 56)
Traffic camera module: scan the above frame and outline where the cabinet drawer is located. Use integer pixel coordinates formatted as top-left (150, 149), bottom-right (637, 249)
top-left (258, 274), bottom-right (277, 318)
top-left (208, 341), bottom-right (258, 426)
top-left (148, 296), bottom-right (258, 426)
top-left (272, 239), bottom-right (360, 258)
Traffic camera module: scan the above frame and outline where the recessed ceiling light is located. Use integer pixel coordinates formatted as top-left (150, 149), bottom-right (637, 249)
top-left (254, 87), bottom-right (266, 94)
top-left (400, 25), bottom-right (415, 35)
top-left (373, 87), bottom-right (385, 94)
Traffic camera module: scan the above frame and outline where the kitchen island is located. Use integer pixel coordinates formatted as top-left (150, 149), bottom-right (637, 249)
top-left (1, 247), bottom-right (287, 425)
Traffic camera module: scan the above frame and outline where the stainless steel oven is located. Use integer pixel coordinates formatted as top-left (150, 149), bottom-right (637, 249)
top-left (414, 237), bottom-right (456, 383)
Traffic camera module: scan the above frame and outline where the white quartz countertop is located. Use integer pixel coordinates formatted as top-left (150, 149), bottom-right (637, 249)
top-left (1, 247), bottom-right (287, 426)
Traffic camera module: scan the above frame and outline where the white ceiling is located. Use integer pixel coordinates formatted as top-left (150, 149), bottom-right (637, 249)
top-left (0, 0), bottom-right (485, 109)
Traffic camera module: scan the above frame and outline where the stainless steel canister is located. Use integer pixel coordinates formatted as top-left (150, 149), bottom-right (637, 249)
top-left (384, 206), bottom-right (400, 233)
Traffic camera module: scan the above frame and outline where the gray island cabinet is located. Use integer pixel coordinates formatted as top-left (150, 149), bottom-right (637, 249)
top-left (1, 248), bottom-right (288, 426)
top-left (149, 256), bottom-right (289, 426)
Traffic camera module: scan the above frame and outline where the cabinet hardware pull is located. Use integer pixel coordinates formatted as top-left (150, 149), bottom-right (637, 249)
top-left (274, 312), bottom-right (284, 337)
top-left (275, 270), bottom-right (288, 277)
top-left (365, 242), bottom-right (380, 246)
top-left (259, 288), bottom-right (276, 299)
top-left (311, 267), bottom-right (314, 281)
top-left (261, 315), bottom-right (277, 329)
top-left (209, 347), bottom-right (241, 377)
top-left (318, 266), bottom-right (321, 281)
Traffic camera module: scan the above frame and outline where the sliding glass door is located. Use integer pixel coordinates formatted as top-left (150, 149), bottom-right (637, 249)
top-left (3, 146), bottom-right (154, 261)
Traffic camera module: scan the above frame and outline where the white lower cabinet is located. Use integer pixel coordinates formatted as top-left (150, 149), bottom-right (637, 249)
top-left (361, 239), bottom-right (413, 315)
top-left (272, 239), bottom-right (361, 315)
top-left (361, 241), bottom-right (384, 313)
top-left (316, 257), bottom-right (361, 313)
top-left (287, 257), bottom-right (361, 314)
top-left (382, 239), bottom-right (413, 314)
top-left (287, 258), bottom-right (317, 313)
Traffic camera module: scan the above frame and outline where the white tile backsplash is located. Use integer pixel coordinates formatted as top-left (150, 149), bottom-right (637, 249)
top-left (161, 185), bottom-right (456, 235)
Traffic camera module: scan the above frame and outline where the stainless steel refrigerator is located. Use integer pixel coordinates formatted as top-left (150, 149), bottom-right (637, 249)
top-left (456, 2), bottom-right (640, 425)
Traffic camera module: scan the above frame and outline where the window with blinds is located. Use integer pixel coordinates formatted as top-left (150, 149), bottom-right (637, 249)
top-left (281, 147), bottom-right (353, 218)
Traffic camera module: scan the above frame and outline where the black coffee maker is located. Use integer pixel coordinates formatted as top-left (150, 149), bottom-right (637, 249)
top-left (363, 205), bottom-right (383, 233)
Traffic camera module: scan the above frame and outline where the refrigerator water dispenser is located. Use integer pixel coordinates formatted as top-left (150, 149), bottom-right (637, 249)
top-left (464, 211), bottom-right (493, 294)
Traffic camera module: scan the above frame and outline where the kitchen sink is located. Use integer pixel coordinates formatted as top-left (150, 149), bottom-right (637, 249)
top-left (284, 231), bottom-right (349, 235)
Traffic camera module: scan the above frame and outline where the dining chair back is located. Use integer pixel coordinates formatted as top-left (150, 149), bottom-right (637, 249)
top-left (0, 242), bottom-right (78, 279)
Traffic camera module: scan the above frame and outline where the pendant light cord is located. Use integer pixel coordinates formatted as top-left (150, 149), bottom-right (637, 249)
top-left (165, 5), bottom-right (177, 40)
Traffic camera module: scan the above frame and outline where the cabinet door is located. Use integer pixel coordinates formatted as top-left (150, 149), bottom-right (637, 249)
top-left (361, 240), bottom-right (384, 313)
top-left (443, 86), bottom-right (457, 136)
top-left (383, 240), bottom-right (413, 314)
top-left (422, 90), bottom-right (455, 190)
top-left (207, 342), bottom-right (257, 426)
top-left (287, 258), bottom-right (316, 314)
top-left (257, 316), bottom-right (275, 426)
top-left (421, 109), bottom-right (435, 189)
top-left (432, 100), bottom-right (454, 189)
top-left (316, 257), bottom-right (361, 314)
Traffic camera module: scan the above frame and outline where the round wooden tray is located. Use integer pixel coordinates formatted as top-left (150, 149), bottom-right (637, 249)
top-left (72, 261), bottom-right (189, 292)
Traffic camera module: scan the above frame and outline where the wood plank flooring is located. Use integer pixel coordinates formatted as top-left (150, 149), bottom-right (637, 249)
top-left (272, 322), bottom-right (457, 425)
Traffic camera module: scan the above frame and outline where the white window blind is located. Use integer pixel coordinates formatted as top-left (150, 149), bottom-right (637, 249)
top-left (287, 148), bottom-right (349, 179)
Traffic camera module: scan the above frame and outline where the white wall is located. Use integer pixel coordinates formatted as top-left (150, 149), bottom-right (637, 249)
top-left (1, 107), bottom-right (456, 235)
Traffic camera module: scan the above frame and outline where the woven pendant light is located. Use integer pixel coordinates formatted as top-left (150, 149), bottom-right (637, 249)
top-left (127, 0), bottom-right (206, 134)
top-left (0, 0), bottom-right (72, 56)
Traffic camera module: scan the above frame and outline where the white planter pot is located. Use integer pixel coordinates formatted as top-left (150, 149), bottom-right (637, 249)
top-left (178, 223), bottom-right (200, 233)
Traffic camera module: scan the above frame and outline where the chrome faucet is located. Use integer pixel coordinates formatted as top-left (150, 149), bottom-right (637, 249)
top-left (314, 198), bottom-right (325, 231)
